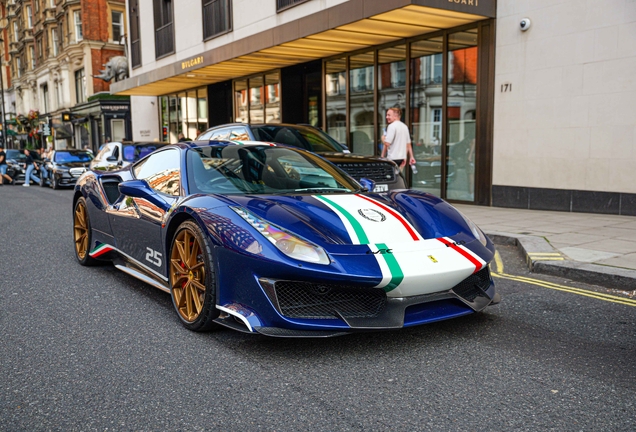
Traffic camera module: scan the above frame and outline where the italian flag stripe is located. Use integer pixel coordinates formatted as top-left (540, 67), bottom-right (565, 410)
top-left (436, 237), bottom-right (483, 273)
top-left (315, 195), bottom-right (369, 244)
top-left (376, 243), bottom-right (403, 292)
top-left (89, 243), bottom-right (113, 258)
top-left (355, 194), bottom-right (420, 241)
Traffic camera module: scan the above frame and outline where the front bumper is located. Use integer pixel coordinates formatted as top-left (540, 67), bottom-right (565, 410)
top-left (214, 247), bottom-right (497, 337)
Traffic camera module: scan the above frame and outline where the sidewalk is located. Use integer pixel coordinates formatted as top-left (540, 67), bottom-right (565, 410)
top-left (455, 204), bottom-right (636, 292)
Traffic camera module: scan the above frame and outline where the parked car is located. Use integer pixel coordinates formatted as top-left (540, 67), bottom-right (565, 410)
top-left (196, 123), bottom-right (406, 192)
top-left (42, 149), bottom-right (94, 189)
top-left (73, 140), bottom-right (498, 336)
top-left (5, 149), bottom-right (26, 184)
top-left (90, 141), bottom-right (167, 171)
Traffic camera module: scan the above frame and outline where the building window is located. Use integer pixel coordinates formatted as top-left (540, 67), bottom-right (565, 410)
top-left (75, 68), bottom-right (86, 104)
top-left (41, 84), bottom-right (49, 114)
top-left (30, 46), bottom-right (36, 69)
top-left (74, 10), bottom-right (83, 42)
top-left (13, 21), bottom-right (19, 42)
top-left (153, 0), bottom-right (174, 58)
top-left (16, 58), bottom-right (22, 78)
top-left (276, 0), bottom-right (310, 12)
top-left (26, 5), bottom-right (33, 28)
top-left (37, 38), bottom-right (43, 60)
top-left (202, 0), bottom-right (232, 40)
top-left (112, 11), bottom-right (124, 43)
top-left (129, 0), bottom-right (141, 68)
top-left (51, 28), bottom-right (59, 56)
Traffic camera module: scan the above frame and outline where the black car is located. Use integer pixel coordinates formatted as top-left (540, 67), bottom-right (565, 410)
top-left (5, 149), bottom-right (27, 184)
top-left (42, 149), bottom-right (94, 189)
top-left (196, 123), bottom-right (405, 192)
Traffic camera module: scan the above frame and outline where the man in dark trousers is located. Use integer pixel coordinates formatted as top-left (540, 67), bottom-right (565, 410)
top-left (22, 149), bottom-right (41, 187)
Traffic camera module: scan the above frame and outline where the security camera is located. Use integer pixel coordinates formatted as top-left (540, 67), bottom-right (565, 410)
top-left (520, 18), bottom-right (531, 31)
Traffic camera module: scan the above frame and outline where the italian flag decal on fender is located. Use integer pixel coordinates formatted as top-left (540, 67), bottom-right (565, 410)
top-left (314, 194), bottom-right (486, 298)
top-left (89, 243), bottom-right (114, 258)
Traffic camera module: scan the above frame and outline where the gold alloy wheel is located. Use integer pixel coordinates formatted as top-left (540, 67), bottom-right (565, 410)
top-left (170, 229), bottom-right (207, 322)
top-left (74, 200), bottom-right (89, 260)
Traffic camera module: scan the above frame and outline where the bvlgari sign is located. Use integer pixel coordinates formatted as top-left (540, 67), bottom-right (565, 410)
top-left (182, 56), bottom-right (204, 70)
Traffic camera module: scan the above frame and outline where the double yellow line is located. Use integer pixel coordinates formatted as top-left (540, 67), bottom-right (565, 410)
top-left (491, 251), bottom-right (636, 307)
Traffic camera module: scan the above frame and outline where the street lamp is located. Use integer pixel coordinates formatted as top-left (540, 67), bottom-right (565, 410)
top-left (0, 38), bottom-right (7, 149)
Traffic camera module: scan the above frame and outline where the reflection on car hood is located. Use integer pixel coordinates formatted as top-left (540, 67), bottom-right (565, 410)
top-left (212, 191), bottom-right (467, 247)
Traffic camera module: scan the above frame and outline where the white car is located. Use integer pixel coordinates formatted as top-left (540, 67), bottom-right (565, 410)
top-left (90, 141), bottom-right (166, 171)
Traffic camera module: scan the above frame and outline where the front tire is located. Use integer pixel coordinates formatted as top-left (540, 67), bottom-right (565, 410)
top-left (169, 220), bottom-right (219, 332)
top-left (51, 175), bottom-right (59, 190)
top-left (73, 197), bottom-right (99, 266)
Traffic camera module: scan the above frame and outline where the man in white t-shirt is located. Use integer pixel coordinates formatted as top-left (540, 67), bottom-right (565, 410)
top-left (381, 107), bottom-right (415, 170)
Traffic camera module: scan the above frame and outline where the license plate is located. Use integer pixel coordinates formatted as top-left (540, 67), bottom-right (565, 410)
top-left (373, 184), bottom-right (389, 192)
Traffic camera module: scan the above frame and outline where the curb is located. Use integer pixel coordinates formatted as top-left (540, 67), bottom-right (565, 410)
top-left (487, 231), bottom-right (636, 292)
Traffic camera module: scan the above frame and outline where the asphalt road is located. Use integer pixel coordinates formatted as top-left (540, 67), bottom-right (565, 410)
top-left (1, 185), bottom-right (635, 431)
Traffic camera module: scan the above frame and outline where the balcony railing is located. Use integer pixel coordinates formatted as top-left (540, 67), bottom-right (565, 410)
top-left (276, 0), bottom-right (311, 12)
top-left (155, 22), bottom-right (174, 58)
top-left (203, 0), bottom-right (231, 40)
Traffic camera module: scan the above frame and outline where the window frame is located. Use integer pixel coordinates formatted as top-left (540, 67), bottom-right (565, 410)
top-left (153, 0), bottom-right (175, 59)
top-left (202, 0), bottom-right (232, 41)
top-left (74, 9), bottom-right (83, 42)
top-left (111, 10), bottom-right (124, 44)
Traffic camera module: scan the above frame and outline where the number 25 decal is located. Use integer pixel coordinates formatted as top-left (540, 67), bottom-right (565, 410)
top-left (146, 247), bottom-right (162, 266)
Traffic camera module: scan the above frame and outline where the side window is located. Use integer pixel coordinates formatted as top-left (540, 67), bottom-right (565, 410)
top-left (198, 130), bottom-right (214, 140)
top-left (95, 146), bottom-right (109, 161)
top-left (112, 146), bottom-right (119, 160)
top-left (210, 128), bottom-right (231, 140)
top-left (229, 127), bottom-right (250, 141)
top-left (133, 149), bottom-right (181, 196)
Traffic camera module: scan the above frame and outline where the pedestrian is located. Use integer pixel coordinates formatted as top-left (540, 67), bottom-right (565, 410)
top-left (381, 107), bottom-right (415, 170)
top-left (22, 149), bottom-right (41, 187)
top-left (0, 144), bottom-right (14, 185)
top-left (34, 147), bottom-right (50, 186)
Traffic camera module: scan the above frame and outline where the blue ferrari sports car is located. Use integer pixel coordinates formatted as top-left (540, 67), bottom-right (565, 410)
top-left (73, 140), bottom-right (499, 337)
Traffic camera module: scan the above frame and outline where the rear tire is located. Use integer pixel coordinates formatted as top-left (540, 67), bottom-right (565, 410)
top-left (73, 197), bottom-right (99, 266)
top-left (169, 220), bottom-right (219, 332)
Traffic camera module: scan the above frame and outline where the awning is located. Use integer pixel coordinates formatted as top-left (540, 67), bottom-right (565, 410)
top-left (111, 1), bottom-right (494, 97)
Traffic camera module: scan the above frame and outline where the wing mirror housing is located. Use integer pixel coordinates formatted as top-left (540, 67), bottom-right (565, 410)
top-left (118, 179), bottom-right (170, 210)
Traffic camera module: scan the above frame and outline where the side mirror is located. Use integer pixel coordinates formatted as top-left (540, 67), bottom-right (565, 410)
top-left (106, 156), bottom-right (117, 162)
top-left (118, 179), bottom-right (153, 198)
top-left (118, 179), bottom-right (170, 210)
top-left (359, 177), bottom-right (376, 192)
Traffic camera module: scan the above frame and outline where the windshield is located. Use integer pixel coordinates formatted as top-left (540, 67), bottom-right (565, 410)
top-left (187, 145), bottom-right (359, 195)
top-left (123, 144), bottom-right (163, 162)
top-left (54, 151), bottom-right (93, 163)
top-left (250, 125), bottom-right (345, 153)
top-left (6, 150), bottom-right (25, 161)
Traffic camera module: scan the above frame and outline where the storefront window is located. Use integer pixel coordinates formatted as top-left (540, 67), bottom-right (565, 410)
top-left (410, 37), bottom-right (444, 196)
top-left (446, 29), bottom-right (478, 202)
top-left (265, 72), bottom-right (280, 123)
top-left (325, 57), bottom-right (346, 145)
top-left (378, 45), bottom-right (406, 158)
top-left (159, 87), bottom-right (208, 142)
top-left (349, 51), bottom-right (374, 155)
top-left (248, 77), bottom-right (264, 123)
top-left (235, 80), bottom-right (248, 123)
top-left (233, 73), bottom-right (280, 124)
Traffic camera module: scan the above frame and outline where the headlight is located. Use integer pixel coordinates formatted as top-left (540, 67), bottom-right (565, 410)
top-left (231, 207), bottom-right (330, 265)
top-left (457, 210), bottom-right (488, 246)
